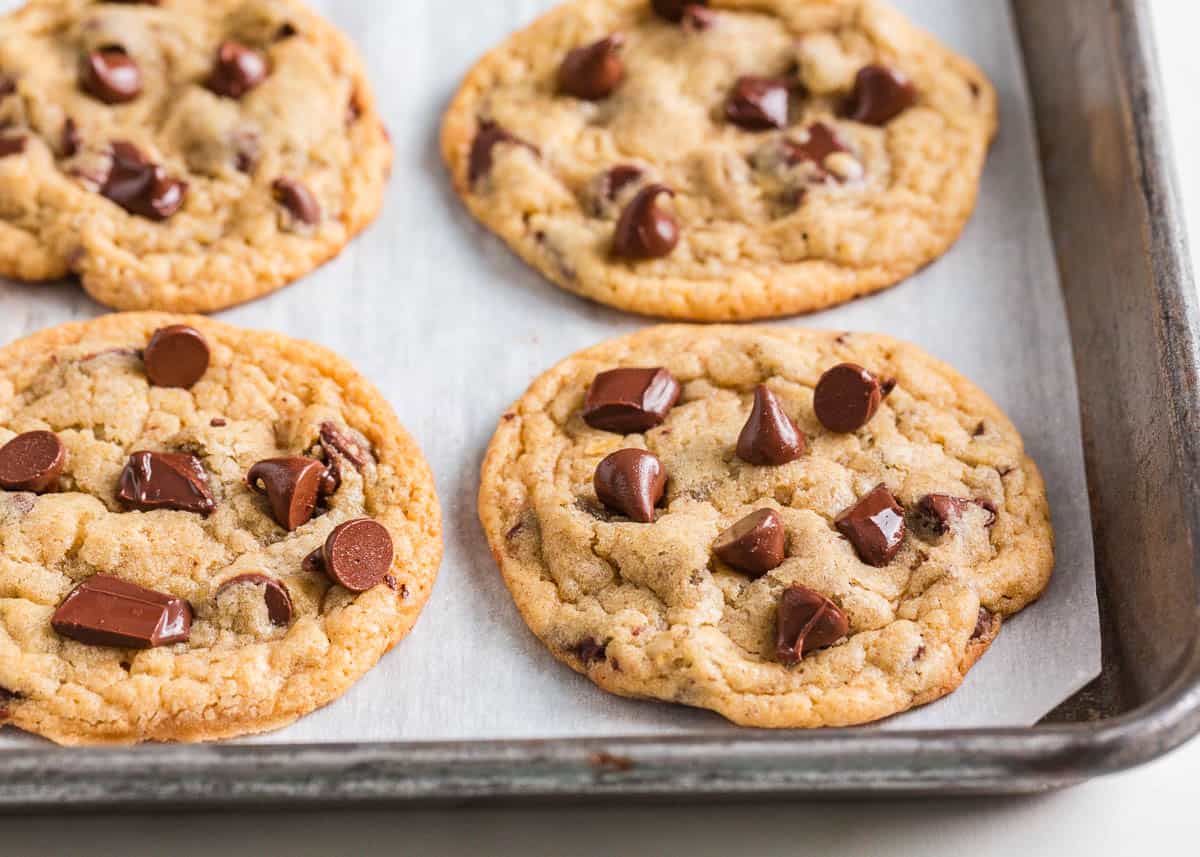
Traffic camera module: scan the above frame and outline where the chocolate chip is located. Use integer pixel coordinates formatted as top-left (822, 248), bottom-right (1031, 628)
top-left (813, 363), bottom-right (882, 433)
top-left (736, 385), bottom-right (806, 466)
top-left (210, 417), bottom-right (227, 427)
top-left (80, 48), bottom-right (142, 104)
top-left (302, 546), bottom-right (323, 573)
top-left (0, 135), bottom-right (26, 157)
top-left (612, 183), bottom-right (679, 259)
top-left (835, 484), bottom-right (906, 567)
top-left (652, 0), bottom-right (706, 22)
top-left (594, 448), bottom-right (666, 523)
top-left (682, 4), bottom-right (716, 30)
top-left (0, 74), bottom-right (14, 97)
top-left (0, 431), bottom-right (66, 493)
top-left (844, 64), bottom-right (917, 126)
top-left (207, 40), bottom-right (268, 99)
top-left (574, 637), bottom-right (607, 664)
top-left (117, 451), bottom-right (215, 515)
top-left (972, 607), bottom-right (996, 640)
top-left (61, 118), bottom-right (81, 157)
top-left (217, 574), bottom-right (293, 626)
top-left (143, 324), bottom-right (209, 388)
top-left (52, 575), bottom-right (192, 648)
top-left (247, 457), bottom-right (330, 531)
top-left (713, 508), bottom-right (785, 577)
top-left (915, 494), bottom-right (998, 534)
top-left (776, 585), bottom-right (848, 665)
top-left (725, 76), bottom-right (793, 130)
top-left (272, 177), bottom-right (321, 225)
top-left (320, 518), bottom-right (394, 592)
top-left (598, 164), bottom-right (643, 202)
top-left (467, 119), bottom-right (537, 186)
top-left (101, 141), bottom-right (188, 220)
top-left (558, 34), bottom-right (625, 100)
top-left (276, 22), bottom-right (298, 40)
top-left (232, 129), bottom-right (260, 173)
top-left (583, 367), bottom-right (681, 434)
top-left (782, 122), bottom-right (847, 170)
top-left (319, 421), bottom-right (372, 470)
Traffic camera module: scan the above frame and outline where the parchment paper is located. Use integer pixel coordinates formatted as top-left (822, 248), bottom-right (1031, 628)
top-left (0, 0), bottom-right (1100, 743)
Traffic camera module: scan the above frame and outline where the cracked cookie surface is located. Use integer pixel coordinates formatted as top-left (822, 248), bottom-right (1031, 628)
top-left (0, 312), bottom-right (441, 745)
top-left (0, 0), bottom-right (391, 312)
top-left (478, 326), bottom-right (1052, 728)
top-left (442, 0), bottom-right (997, 321)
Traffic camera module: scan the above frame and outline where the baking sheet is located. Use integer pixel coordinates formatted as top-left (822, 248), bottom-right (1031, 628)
top-left (0, 0), bottom-right (1100, 744)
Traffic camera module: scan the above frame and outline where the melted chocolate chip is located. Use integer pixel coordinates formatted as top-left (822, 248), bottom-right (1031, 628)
top-left (218, 574), bottom-right (293, 626)
top-left (117, 451), bottom-right (215, 515)
top-left (321, 518), bottom-right (394, 592)
top-left (612, 183), bottom-right (679, 259)
top-left (776, 585), bottom-right (849, 665)
top-left (143, 324), bottom-right (209, 388)
top-left (80, 48), bottom-right (142, 104)
top-left (210, 417), bottom-right (227, 427)
top-left (583, 367), bottom-right (681, 434)
top-left (574, 637), bottom-right (607, 665)
top-left (207, 40), bottom-right (268, 99)
top-left (736, 385), bottom-right (806, 466)
top-left (0, 135), bottom-right (26, 157)
top-left (844, 65), bottom-right (917, 126)
top-left (272, 177), bottom-right (321, 225)
top-left (101, 141), bottom-right (187, 220)
top-left (247, 457), bottom-right (330, 531)
top-left (972, 607), bottom-right (997, 640)
top-left (52, 575), bottom-right (192, 648)
top-left (0, 431), bottom-right (66, 493)
top-left (593, 448), bottom-right (666, 523)
top-left (782, 122), bottom-right (847, 171)
top-left (712, 508), bottom-right (785, 577)
top-left (598, 164), bottom-right (644, 202)
top-left (652, 0), bottom-right (706, 22)
top-left (813, 363), bottom-right (883, 433)
top-left (468, 120), bottom-right (537, 186)
top-left (61, 118), bottom-right (81, 157)
top-left (915, 494), bottom-right (998, 534)
top-left (725, 76), bottom-right (793, 130)
top-left (319, 421), bottom-right (372, 470)
top-left (558, 34), bottom-right (625, 100)
top-left (835, 484), bottom-right (906, 567)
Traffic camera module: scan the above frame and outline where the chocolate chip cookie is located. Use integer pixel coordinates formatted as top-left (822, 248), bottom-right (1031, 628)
top-left (0, 313), bottom-right (441, 744)
top-left (0, 0), bottom-right (391, 312)
top-left (442, 0), bottom-right (996, 321)
top-left (478, 326), bottom-right (1052, 727)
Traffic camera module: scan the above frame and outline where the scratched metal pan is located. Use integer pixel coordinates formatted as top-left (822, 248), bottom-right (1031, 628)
top-left (2, 0), bottom-right (1199, 807)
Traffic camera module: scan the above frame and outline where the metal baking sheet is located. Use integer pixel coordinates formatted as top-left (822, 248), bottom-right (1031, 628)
top-left (0, 0), bottom-right (1100, 751)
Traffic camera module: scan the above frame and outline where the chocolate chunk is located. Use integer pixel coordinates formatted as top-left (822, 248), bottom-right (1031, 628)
top-left (319, 421), bottom-right (372, 470)
top-left (52, 575), bottom-right (192, 648)
top-left (736, 385), bottom-right (806, 466)
top-left (558, 34), bottom-right (625, 100)
top-left (776, 585), bottom-right (849, 665)
top-left (320, 518), bottom-right (394, 592)
top-left (835, 484), bottom-right (906, 567)
top-left (247, 457), bottom-right (329, 531)
top-left (972, 607), bottom-right (996, 640)
top-left (782, 122), bottom-right (847, 171)
top-left (713, 508), bottom-right (785, 578)
top-left (613, 184), bottom-right (679, 259)
top-left (593, 448), bottom-right (666, 523)
top-left (574, 636), bottom-right (607, 664)
top-left (207, 40), bottom-right (268, 99)
top-left (0, 135), bottom-right (26, 157)
top-left (61, 118), bottom-right (81, 157)
top-left (652, 0), bottom-right (706, 22)
top-left (272, 177), bottom-right (321, 225)
top-left (844, 64), bottom-right (917, 126)
top-left (0, 431), bottom-right (66, 493)
top-left (101, 141), bottom-right (188, 220)
top-left (915, 493), bottom-right (998, 534)
top-left (583, 367), bottom-right (681, 434)
top-left (682, 4), bottom-right (716, 30)
top-left (143, 324), bottom-right (210, 388)
top-left (725, 76), bottom-right (793, 130)
top-left (813, 363), bottom-right (882, 433)
top-left (217, 574), bottom-right (293, 626)
top-left (117, 451), bottom-right (215, 515)
top-left (598, 164), bottom-right (643, 202)
top-left (468, 120), bottom-right (537, 186)
top-left (80, 48), bottom-right (142, 104)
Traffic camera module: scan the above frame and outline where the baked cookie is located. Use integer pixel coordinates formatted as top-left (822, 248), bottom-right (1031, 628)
top-left (0, 0), bottom-right (391, 312)
top-left (479, 326), bottom-right (1052, 727)
top-left (0, 312), bottom-right (441, 744)
top-left (442, 0), bottom-right (996, 321)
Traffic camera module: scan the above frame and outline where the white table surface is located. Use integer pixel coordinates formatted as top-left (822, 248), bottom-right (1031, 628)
top-left (3, 0), bottom-right (1198, 852)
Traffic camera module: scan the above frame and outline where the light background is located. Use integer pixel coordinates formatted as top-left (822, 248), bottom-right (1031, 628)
top-left (0, 0), bottom-right (1196, 851)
